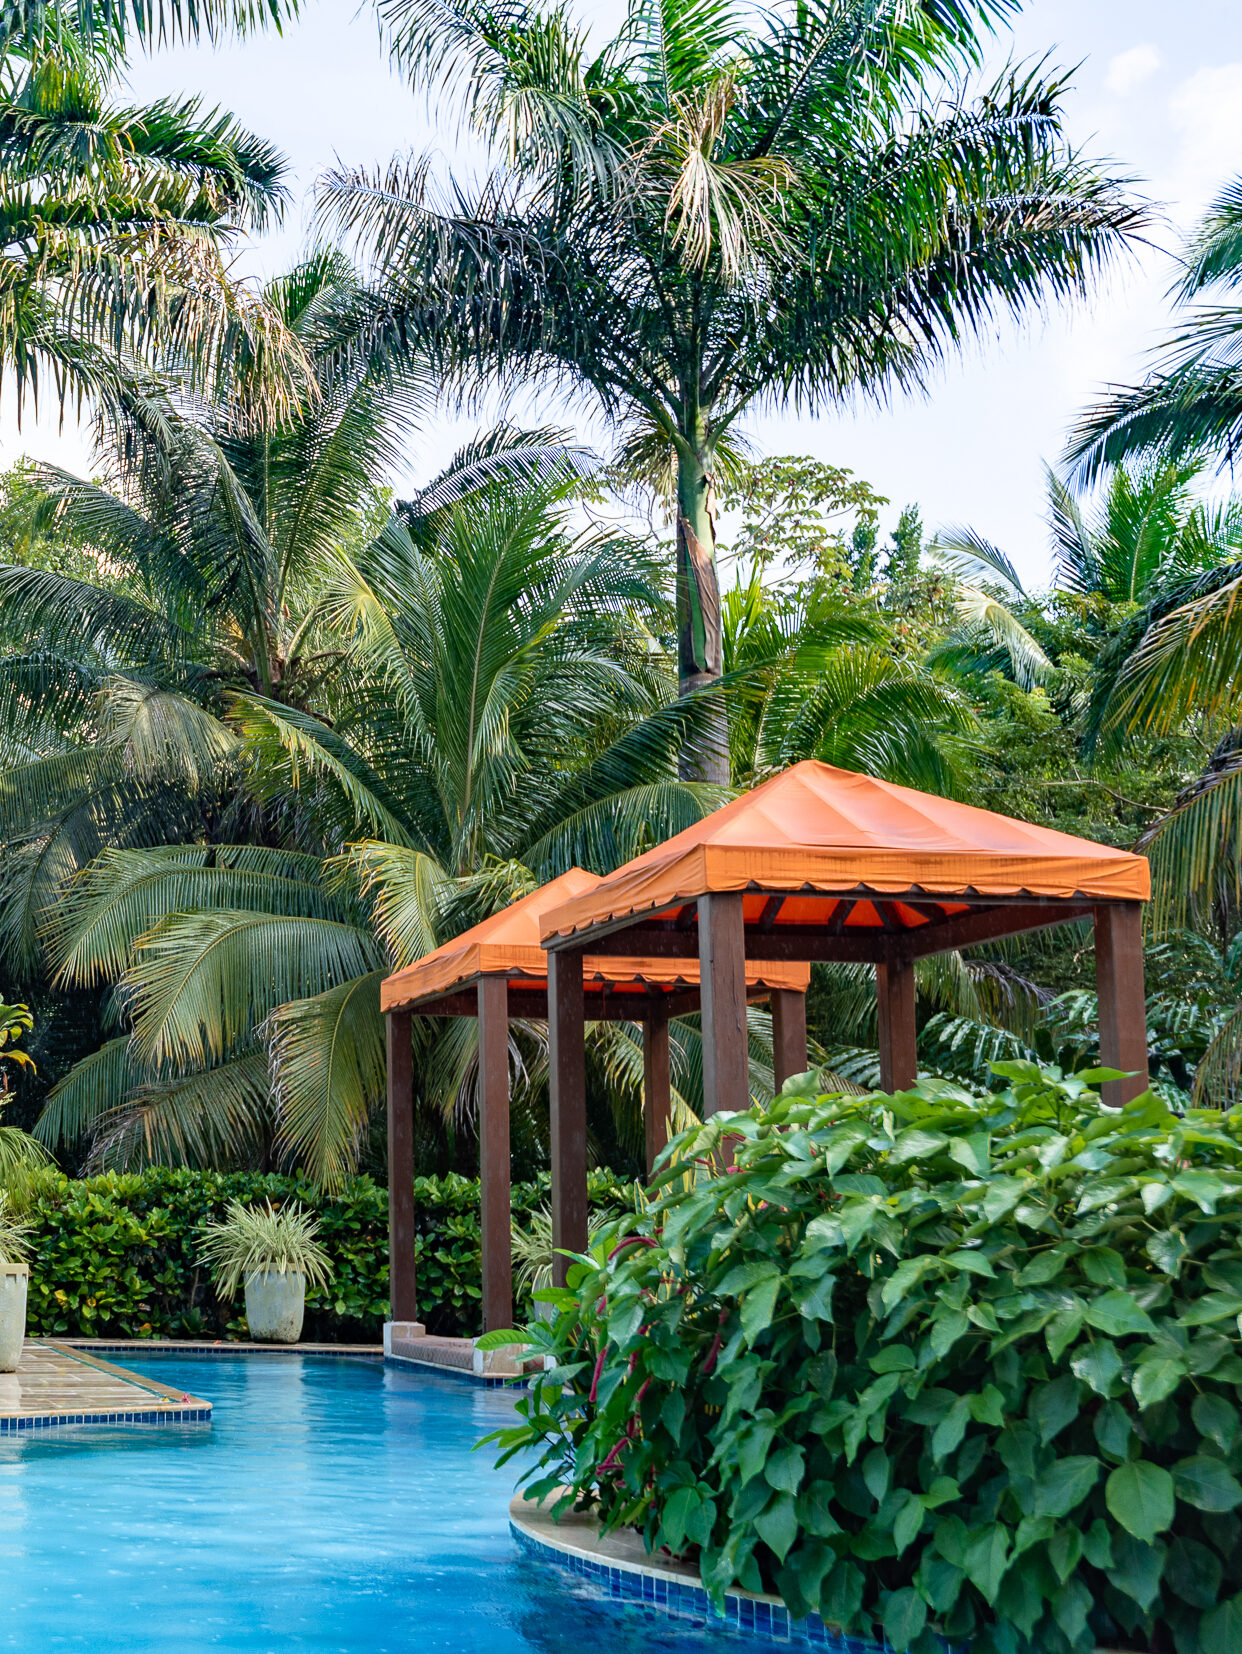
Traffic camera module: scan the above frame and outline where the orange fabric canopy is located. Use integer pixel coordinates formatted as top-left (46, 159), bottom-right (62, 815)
top-left (540, 762), bottom-right (1150, 945)
top-left (380, 867), bottom-right (809, 1013)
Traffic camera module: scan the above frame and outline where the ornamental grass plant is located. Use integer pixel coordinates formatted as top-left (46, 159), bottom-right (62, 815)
top-left (484, 1066), bottom-right (1242, 1654)
top-left (197, 1200), bottom-right (333, 1299)
top-left (0, 1191), bottom-right (32, 1265)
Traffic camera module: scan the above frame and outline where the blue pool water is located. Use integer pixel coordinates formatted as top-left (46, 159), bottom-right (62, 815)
top-left (0, 1355), bottom-right (787, 1653)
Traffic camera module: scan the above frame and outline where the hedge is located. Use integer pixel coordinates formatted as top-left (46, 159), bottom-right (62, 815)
top-left (490, 1067), bottom-right (1242, 1654)
top-left (14, 1166), bottom-right (635, 1341)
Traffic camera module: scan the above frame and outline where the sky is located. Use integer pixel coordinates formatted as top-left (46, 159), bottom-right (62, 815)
top-left (5, 0), bottom-right (1242, 584)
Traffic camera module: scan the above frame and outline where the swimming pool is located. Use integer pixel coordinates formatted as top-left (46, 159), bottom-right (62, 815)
top-left (0, 1354), bottom-right (791, 1653)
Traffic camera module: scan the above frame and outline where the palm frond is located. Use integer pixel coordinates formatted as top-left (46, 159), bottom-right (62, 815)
top-left (953, 586), bottom-right (1053, 689)
top-left (49, 843), bottom-right (340, 988)
top-left (398, 423), bottom-right (600, 519)
top-left (336, 841), bottom-right (451, 969)
top-left (34, 1033), bottom-right (135, 1149)
top-left (267, 971), bottom-right (387, 1189)
top-left (123, 909), bottom-right (385, 1068)
top-left (85, 1049), bottom-right (272, 1172)
top-left (230, 693), bottom-right (418, 849)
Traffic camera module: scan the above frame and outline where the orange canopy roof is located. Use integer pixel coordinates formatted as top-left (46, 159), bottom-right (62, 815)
top-left (540, 762), bottom-right (1150, 945)
top-left (380, 867), bottom-right (809, 1013)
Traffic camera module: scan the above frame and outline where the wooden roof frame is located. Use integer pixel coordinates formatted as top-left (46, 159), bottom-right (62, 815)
top-left (535, 764), bottom-right (1152, 1288)
top-left (381, 871), bottom-right (810, 1339)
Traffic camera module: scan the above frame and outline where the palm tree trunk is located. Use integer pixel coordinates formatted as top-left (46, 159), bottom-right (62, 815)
top-left (675, 442), bottom-right (728, 784)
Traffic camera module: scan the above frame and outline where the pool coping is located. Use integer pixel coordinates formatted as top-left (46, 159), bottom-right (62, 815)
top-left (66, 1339), bottom-right (383, 1359)
top-left (0, 1342), bottom-right (213, 1433)
top-left (509, 1492), bottom-right (874, 1650)
top-left (511, 1495), bottom-right (1134, 1654)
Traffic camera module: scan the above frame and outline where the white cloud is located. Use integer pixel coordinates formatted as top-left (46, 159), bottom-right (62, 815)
top-left (1106, 44), bottom-right (1161, 96)
top-left (1167, 63), bottom-right (1242, 223)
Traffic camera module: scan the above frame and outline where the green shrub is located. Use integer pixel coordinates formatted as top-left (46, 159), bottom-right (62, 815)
top-left (488, 1068), bottom-right (1242, 1654)
top-left (15, 1166), bottom-right (636, 1340)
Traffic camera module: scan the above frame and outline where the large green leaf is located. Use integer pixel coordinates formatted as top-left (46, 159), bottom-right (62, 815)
top-left (1106, 1460), bottom-right (1176, 1544)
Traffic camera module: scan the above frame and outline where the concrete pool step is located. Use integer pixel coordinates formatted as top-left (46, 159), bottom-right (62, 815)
top-left (384, 1321), bottom-right (527, 1381)
top-left (0, 1341), bottom-right (212, 1433)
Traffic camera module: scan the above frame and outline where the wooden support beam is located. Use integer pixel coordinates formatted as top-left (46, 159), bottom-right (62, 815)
top-left (549, 947), bottom-right (588, 1286)
top-left (757, 895), bottom-right (785, 930)
top-left (1095, 902), bottom-right (1149, 1108)
top-left (477, 977), bottom-right (512, 1333)
top-left (699, 892), bottom-right (750, 1117)
top-left (643, 1001), bottom-right (671, 1178)
top-left (386, 1008), bottom-right (417, 1323)
top-left (581, 924), bottom-right (885, 964)
top-left (771, 989), bottom-right (808, 1093)
top-left (905, 903), bottom-right (1092, 959)
top-left (876, 951), bottom-right (917, 1093)
top-left (827, 899), bottom-right (856, 935)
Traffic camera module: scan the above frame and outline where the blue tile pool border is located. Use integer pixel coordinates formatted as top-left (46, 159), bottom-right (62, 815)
top-left (509, 1516), bottom-right (884, 1651)
top-left (0, 1405), bottom-right (212, 1433)
top-left (66, 1342), bottom-right (382, 1360)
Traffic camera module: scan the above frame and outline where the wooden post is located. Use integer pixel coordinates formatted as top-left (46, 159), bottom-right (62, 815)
top-left (386, 1008), bottom-right (417, 1323)
top-left (477, 977), bottom-right (513, 1332)
top-left (876, 951), bottom-right (917, 1093)
top-left (1095, 902), bottom-right (1148, 1108)
top-left (643, 1001), bottom-right (671, 1178)
top-left (771, 988), bottom-right (808, 1093)
top-left (549, 947), bottom-right (587, 1287)
top-left (699, 893), bottom-right (750, 1118)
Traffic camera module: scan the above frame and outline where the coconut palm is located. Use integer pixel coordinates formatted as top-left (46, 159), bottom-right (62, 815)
top-left (0, 28), bottom-right (305, 418)
top-left (0, 250), bottom-right (430, 971)
top-left (721, 564), bottom-right (976, 792)
top-left (1069, 176), bottom-right (1242, 479)
top-left (32, 477), bottom-right (719, 1183)
top-left (321, 0), bottom-right (1144, 780)
top-left (937, 458), bottom-right (1242, 702)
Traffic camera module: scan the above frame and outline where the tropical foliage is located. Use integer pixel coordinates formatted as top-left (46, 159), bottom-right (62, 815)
top-left (0, 25), bottom-right (304, 418)
top-left (0, 1188), bottom-right (32, 1261)
top-left (486, 1067), bottom-right (1242, 1654)
top-left (197, 1196), bottom-right (333, 1296)
top-left (1070, 174), bottom-right (1242, 479)
top-left (9, 1163), bottom-right (636, 1338)
top-left (322, 0), bottom-right (1144, 777)
top-left (33, 511), bottom-right (708, 1178)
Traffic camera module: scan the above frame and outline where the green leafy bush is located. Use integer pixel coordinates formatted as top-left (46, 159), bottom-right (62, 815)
top-left (15, 1166), bottom-right (636, 1340)
top-left (488, 1068), bottom-right (1242, 1654)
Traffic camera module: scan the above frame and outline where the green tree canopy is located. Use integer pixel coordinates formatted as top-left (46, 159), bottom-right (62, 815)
top-left (321, 0), bottom-right (1145, 780)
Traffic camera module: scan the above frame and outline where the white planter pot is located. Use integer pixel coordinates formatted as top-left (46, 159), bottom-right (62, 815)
top-left (0, 1263), bottom-right (28, 1372)
top-left (243, 1269), bottom-right (306, 1344)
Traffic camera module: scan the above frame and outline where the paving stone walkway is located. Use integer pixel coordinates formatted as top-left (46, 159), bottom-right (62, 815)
top-left (0, 1341), bottom-right (212, 1432)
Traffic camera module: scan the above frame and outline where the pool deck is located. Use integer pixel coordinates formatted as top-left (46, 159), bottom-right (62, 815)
top-left (0, 1341), bottom-right (212, 1432)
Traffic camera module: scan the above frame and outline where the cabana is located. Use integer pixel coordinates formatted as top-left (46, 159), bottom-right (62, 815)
top-left (380, 868), bottom-right (810, 1334)
top-left (540, 762), bottom-right (1151, 1279)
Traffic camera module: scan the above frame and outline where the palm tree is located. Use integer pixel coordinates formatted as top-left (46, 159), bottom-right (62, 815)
top-left (0, 28), bottom-right (305, 417)
top-left (321, 0), bottom-right (1144, 780)
top-left (937, 457), bottom-right (1242, 706)
top-left (0, 251), bottom-right (427, 969)
top-left (943, 456), bottom-right (1242, 969)
top-left (721, 562), bottom-right (975, 792)
top-left (1, 0), bottom-right (298, 58)
top-left (31, 476), bottom-right (718, 1183)
top-left (1069, 176), bottom-right (1242, 479)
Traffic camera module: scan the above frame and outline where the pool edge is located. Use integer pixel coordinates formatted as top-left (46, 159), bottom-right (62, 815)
top-left (508, 1493), bottom-right (874, 1650)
